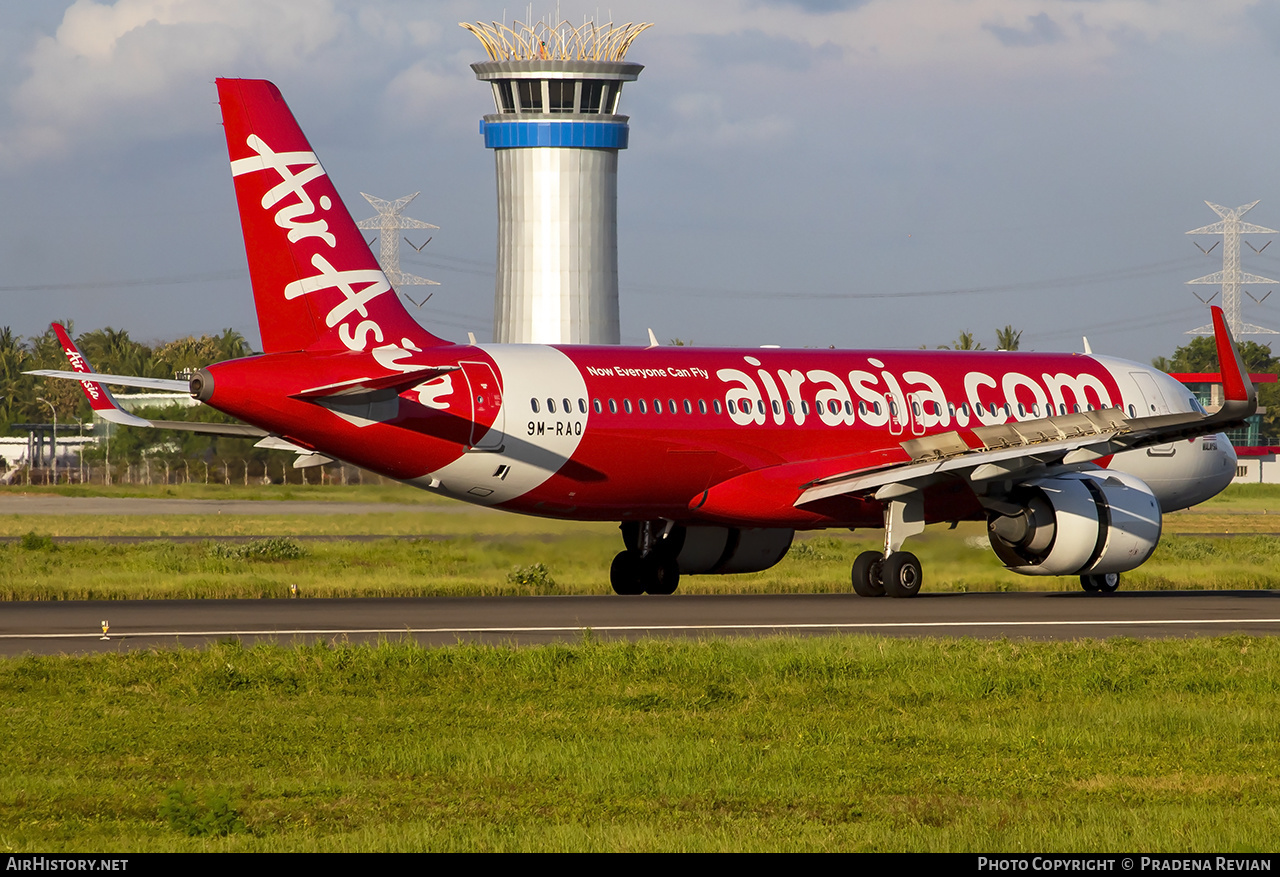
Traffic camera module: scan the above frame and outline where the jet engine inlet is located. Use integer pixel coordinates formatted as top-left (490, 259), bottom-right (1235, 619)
top-left (987, 470), bottom-right (1162, 576)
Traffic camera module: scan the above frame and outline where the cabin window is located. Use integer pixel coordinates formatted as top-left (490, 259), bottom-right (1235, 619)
top-left (493, 81), bottom-right (516, 113)
top-left (608, 399), bottom-right (617, 414)
top-left (727, 400), bottom-right (736, 414)
top-left (578, 398), bottom-right (588, 414)
top-left (547, 79), bottom-right (576, 113)
top-left (786, 401), bottom-right (795, 415)
top-left (845, 401), bottom-right (853, 416)
top-left (638, 399), bottom-right (647, 414)
top-left (713, 400), bottom-right (723, 414)
top-left (547, 398), bottom-right (557, 414)
top-left (889, 400), bottom-right (898, 417)
top-left (531, 398), bottom-right (540, 413)
top-left (516, 80), bottom-right (542, 112)
top-left (623, 399), bottom-right (633, 413)
top-left (912, 401), bottom-right (921, 418)
top-left (669, 399), bottom-right (678, 414)
top-left (1017, 403), bottom-right (1025, 417)
top-left (829, 400), bottom-right (840, 415)
top-left (771, 400), bottom-right (782, 415)
top-left (592, 398), bottom-right (602, 413)
top-left (579, 80), bottom-right (607, 114)
top-left (563, 398), bottom-right (572, 414)
top-left (684, 400), bottom-right (693, 414)
top-left (858, 401), bottom-right (866, 416)
top-left (757, 400), bottom-right (766, 415)
top-left (654, 399), bottom-right (663, 413)
top-left (698, 400), bottom-right (708, 414)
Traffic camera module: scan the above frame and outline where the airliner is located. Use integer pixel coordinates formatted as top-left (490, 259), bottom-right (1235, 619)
top-left (30, 78), bottom-right (1254, 598)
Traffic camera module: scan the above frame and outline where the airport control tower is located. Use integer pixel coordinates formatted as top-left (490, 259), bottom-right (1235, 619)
top-left (461, 19), bottom-right (650, 344)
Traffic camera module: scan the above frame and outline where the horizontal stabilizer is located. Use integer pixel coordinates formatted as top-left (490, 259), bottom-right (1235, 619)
top-left (26, 369), bottom-right (191, 394)
top-left (293, 365), bottom-right (459, 399)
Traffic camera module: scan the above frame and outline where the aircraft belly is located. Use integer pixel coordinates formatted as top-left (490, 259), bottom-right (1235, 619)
top-left (408, 345), bottom-right (588, 505)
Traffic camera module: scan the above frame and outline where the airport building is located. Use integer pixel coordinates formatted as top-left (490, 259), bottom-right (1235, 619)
top-left (461, 19), bottom-right (650, 344)
top-left (1169, 372), bottom-right (1280, 483)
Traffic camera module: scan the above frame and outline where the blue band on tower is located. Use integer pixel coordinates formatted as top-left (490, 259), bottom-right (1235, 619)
top-left (481, 120), bottom-right (629, 149)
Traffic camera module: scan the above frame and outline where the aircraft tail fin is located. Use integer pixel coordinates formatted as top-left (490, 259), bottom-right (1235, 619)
top-left (1211, 305), bottom-right (1255, 411)
top-left (216, 78), bottom-right (448, 356)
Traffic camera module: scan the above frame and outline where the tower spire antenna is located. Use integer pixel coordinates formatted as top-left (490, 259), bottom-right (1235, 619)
top-left (1186, 200), bottom-right (1278, 335)
top-left (355, 192), bottom-right (440, 294)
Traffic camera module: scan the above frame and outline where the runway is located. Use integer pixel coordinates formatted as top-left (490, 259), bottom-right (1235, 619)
top-left (4, 590), bottom-right (1280, 655)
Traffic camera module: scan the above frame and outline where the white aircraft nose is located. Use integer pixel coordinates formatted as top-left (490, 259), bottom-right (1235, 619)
top-left (1109, 433), bottom-right (1238, 512)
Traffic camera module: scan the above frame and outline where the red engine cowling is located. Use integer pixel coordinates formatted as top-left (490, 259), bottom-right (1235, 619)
top-left (986, 470), bottom-right (1162, 576)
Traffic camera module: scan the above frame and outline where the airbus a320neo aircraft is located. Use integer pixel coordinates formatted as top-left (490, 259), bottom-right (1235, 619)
top-left (30, 78), bottom-right (1256, 599)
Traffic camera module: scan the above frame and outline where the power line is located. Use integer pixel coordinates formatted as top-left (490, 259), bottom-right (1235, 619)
top-left (621, 257), bottom-right (1202, 302)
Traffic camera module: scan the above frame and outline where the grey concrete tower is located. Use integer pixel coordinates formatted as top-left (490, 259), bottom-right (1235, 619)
top-left (462, 19), bottom-right (650, 344)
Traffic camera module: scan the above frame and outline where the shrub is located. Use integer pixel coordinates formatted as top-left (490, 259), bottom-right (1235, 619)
top-left (158, 784), bottom-right (248, 837)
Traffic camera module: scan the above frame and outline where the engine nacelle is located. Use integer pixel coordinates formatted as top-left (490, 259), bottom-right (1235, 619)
top-left (986, 470), bottom-right (1162, 576)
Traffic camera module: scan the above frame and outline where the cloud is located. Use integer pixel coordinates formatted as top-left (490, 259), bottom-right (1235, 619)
top-left (754, 0), bottom-right (873, 13)
top-left (690, 29), bottom-right (843, 72)
top-left (984, 12), bottom-right (1066, 48)
top-left (1, 0), bottom-right (348, 163)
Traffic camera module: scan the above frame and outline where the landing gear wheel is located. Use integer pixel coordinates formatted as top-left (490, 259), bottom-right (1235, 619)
top-left (610, 551), bottom-right (645, 595)
top-left (1080, 573), bottom-right (1120, 593)
top-left (881, 551), bottom-right (923, 598)
top-left (642, 555), bottom-right (680, 596)
top-left (851, 550), bottom-right (885, 597)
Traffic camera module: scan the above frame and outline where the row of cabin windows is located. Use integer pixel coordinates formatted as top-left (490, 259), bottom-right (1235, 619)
top-left (492, 80), bottom-right (621, 115)
top-left (532, 396), bottom-right (1138, 420)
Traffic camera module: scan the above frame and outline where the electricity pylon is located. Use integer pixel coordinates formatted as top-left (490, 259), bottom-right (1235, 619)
top-left (1186, 200), bottom-right (1278, 335)
top-left (355, 192), bottom-right (440, 294)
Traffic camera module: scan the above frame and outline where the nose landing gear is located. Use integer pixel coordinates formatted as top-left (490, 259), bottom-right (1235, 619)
top-left (1080, 572), bottom-right (1120, 593)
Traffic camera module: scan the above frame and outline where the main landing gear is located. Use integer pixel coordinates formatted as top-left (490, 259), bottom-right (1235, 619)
top-left (610, 521), bottom-right (680, 596)
top-left (850, 489), bottom-right (926, 598)
top-left (851, 550), bottom-right (923, 598)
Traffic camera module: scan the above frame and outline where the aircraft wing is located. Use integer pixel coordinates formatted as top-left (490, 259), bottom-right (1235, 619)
top-left (795, 305), bottom-right (1254, 508)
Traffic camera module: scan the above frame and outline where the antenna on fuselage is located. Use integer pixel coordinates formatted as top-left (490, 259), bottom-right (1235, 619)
top-left (1082, 337), bottom-right (1093, 355)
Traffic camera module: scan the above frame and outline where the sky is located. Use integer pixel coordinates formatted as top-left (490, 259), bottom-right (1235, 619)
top-left (4, 0), bottom-right (1280, 363)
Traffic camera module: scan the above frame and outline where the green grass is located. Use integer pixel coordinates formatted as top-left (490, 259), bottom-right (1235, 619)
top-left (0, 527), bottom-right (1278, 600)
top-left (0, 481), bottom-right (1276, 600)
top-left (2, 636), bottom-right (1278, 851)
